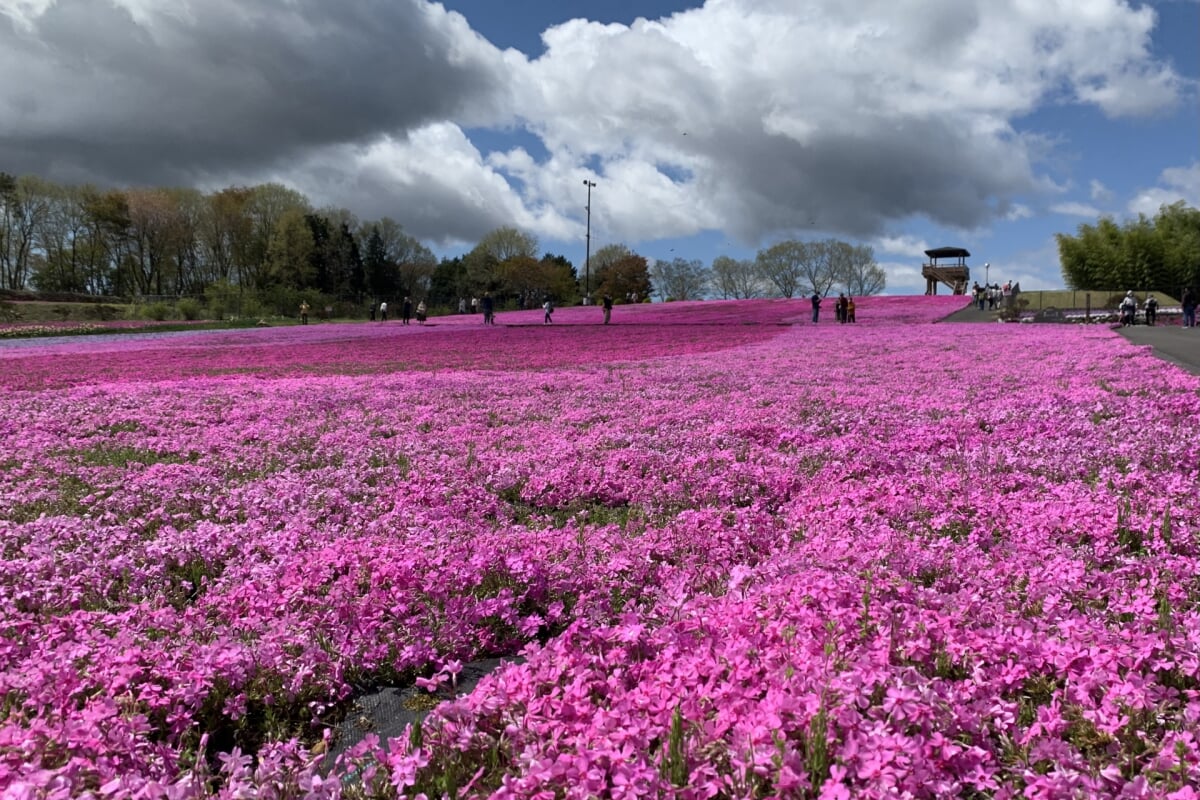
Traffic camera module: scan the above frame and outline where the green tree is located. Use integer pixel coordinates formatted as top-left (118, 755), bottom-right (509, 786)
top-left (831, 242), bottom-right (886, 296)
top-left (464, 226), bottom-right (539, 301)
top-left (585, 243), bottom-right (630, 298)
top-left (755, 240), bottom-right (807, 298)
top-left (429, 256), bottom-right (468, 307)
top-left (594, 253), bottom-right (651, 302)
top-left (477, 225), bottom-right (538, 262)
top-left (363, 225), bottom-right (394, 299)
top-left (265, 208), bottom-right (315, 290)
top-left (31, 182), bottom-right (100, 294)
top-left (0, 174), bottom-right (52, 290)
top-left (497, 253), bottom-right (580, 306)
top-left (81, 188), bottom-right (133, 295)
top-left (539, 253), bottom-right (580, 304)
top-left (1152, 202), bottom-right (1200, 292)
top-left (710, 255), bottom-right (762, 299)
top-left (652, 257), bottom-right (708, 301)
top-left (1056, 207), bottom-right (1200, 293)
top-left (242, 183), bottom-right (310, 289)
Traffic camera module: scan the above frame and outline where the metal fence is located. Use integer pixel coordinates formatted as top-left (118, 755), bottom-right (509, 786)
top-left (1017, 290), bottom-right (1176, 312)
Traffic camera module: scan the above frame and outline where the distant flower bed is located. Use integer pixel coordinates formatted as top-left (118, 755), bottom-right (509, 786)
top-left (0, 322), bottom-right (104, 337)
top-left (5, 294), bottom-right (1196, 798)
top-left (0, 319), bottom-right (216, 339)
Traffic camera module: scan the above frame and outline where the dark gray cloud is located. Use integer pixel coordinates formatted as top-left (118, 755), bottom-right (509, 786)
top-left (0, 0), bottom-right (507, 185)
top-left (710, 117), bottom-right (1038, 242)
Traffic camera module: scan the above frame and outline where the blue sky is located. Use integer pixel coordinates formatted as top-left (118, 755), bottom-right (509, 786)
top-left (2, 0), bottom-right (1197, 294)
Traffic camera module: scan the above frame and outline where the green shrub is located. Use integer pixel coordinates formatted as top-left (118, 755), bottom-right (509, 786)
top-left (176, 298), bottom-right (204, 321)
top-left (144, 302), bottom-right (172, 321)
top-left (204, 281), bottom-right (241, 320)
top-left (238, 297), bottom-right (266, 320)
top-left (84, 304), bottom-right (124, 321)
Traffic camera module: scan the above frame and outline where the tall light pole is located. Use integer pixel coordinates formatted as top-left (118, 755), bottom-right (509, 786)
top-left (583, 179), bottom-right (596, 302)
top-left (984, 262), bottom-right (990, 287)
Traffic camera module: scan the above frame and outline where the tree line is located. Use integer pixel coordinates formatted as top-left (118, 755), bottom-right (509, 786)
top-left (1057, 202), bottom-right (1200, 294)
top-left (0, 171), bottom-right (887, 316)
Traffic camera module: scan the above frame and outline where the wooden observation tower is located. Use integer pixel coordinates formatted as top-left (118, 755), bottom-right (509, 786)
top-left (922, 247), bottom-right (971, 295)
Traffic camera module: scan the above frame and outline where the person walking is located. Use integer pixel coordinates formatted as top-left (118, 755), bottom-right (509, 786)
top-left (1182, 288), bottom-right (1197, 328)
top-left (1144, 294), bottom-right (1158, 326)
top-left (810, 291), bottom-right (821, 323)
top-left (481, 293), bottom-right (494, 325)
top-left (299, 301), bottom-right (310, 325)
top-left (543, 297), bottom-right (554, 325)
top-left (1119, 291), bottom-right (1136, 327)
top-left (602, 293), bottom-right (613, 324)
top-left (847, 296), bottom-right (856, 323)
top-left (378, 300), bottom-right (388, 322)
top-left (402, 297), bottom-right (413, 326)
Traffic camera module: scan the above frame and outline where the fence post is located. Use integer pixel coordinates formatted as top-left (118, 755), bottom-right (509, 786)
top-left (1085, 293), bottom-right (1091, 323)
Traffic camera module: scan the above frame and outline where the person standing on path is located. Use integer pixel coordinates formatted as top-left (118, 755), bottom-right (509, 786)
top-left (810, 291), bottom-right (822, 323)
top-left (1183, 288), bottom-right (1197, 328)
top-left (847, 296), bottom-right (856, 323)
top-left (1144, 294), bottom-right (1158, 326)
top-left (482, 293), bottom-right (494, 325)
top-left (379, 301), bottom-right (388, 322)
top-left (402, 297), bottom-right (413, 326)
top-left (602, 293), bottom-right (613, 324)
top-left (415, 300), bottom-right (427, 324)
top-left (299, 301), bottom-right (310, 325)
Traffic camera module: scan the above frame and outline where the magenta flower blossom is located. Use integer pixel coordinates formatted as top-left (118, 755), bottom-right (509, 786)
top-left (2, 295), bottom-right (1199, 797)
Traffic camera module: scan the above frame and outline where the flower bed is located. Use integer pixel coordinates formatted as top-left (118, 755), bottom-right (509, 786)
top-left (2, 295), bottom-right (1198, 798)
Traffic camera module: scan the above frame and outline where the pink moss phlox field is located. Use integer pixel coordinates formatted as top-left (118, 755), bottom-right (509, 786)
top-left (3, 295), bottom-right (1200, 798)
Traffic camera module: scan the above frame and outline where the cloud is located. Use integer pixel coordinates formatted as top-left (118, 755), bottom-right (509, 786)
top-left (0, 0), bottom-right (1187, 250)
top-left (1127, 162), bottom-right (1200, 217)
top-left (874, 234), bottom-right (931, 258)
top-left (0, 0), bottom-right (510, 184)
top-left (877, 261), bottom-right (928, 296)
top-left (1050, 202), bottom-right (1104, 218)
top-left (994, 238), bottom-right (1069, 291)
top-left (503, 0), bottom-right (1183, 244)
top-left (1005, 204), bottom-right (1034, 221)
top-left (1090, 179), bottom-right (1114, 203)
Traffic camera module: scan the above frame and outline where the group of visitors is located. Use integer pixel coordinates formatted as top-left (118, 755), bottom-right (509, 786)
top-left (972, 282), bottom-right (1018, 310)
top-left (368, 298), bottom-right (426, 325)
top-left (834, 293), bottom-right (856, 323)
top-left (1118, 292), bottom-right (1160, 327)
top-left (809, 292), bottom-right (858, 323)
top-left (1118, 290), bottom-right (1200, 327)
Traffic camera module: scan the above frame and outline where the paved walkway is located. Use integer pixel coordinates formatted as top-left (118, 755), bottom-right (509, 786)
top-left (1115, 324), bottom-right (1200, 376)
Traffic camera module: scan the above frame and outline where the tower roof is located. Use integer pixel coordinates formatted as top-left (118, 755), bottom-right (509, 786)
top-left (924, 247), bottom-right (971, 259)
